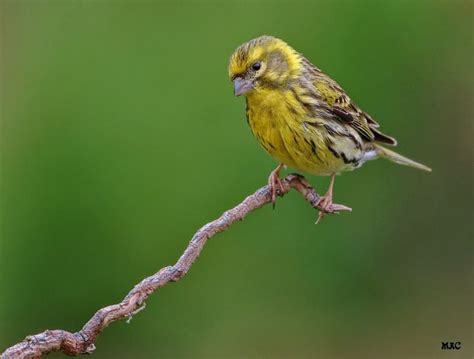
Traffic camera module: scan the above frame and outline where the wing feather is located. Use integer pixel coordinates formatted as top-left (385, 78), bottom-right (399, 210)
top-left (301, 58), bottom-right (396, 146)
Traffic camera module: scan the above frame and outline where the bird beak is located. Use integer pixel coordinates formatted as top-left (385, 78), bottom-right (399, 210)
top-left (233, 77), bottom-right (253, 96)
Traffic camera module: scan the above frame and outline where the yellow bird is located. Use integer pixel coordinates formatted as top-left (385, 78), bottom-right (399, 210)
top-left (228, 35), bottom-right (431, 222)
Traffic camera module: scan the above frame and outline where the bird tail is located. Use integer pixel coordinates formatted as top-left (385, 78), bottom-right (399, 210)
top-left (373, 143), bottom-right (432, 172)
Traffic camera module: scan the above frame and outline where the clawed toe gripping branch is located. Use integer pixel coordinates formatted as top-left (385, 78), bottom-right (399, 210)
top-left (1, 174), bottom-right (350, 359)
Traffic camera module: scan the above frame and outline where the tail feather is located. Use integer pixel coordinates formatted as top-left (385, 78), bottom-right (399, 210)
top-left (374, 143), bottom-right (432, 172)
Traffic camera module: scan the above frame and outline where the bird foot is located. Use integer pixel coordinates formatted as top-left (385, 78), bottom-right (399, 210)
top-left (315, 194), bottom-right (352, 224)
top-left (268, 166), bottom-right (284, 208)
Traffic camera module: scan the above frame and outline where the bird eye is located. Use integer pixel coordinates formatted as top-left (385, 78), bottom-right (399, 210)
top-left (251, 62), bottom-right (261, 71)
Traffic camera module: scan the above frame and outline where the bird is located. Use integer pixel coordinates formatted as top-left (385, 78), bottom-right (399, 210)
top-left (228, 35), bottom-right (431, 222)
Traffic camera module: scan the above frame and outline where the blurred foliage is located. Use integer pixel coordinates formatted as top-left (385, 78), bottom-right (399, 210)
top-left (1, 1), bottom-right (472, 358)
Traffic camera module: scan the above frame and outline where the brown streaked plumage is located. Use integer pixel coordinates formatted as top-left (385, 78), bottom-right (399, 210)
top-left (228, 35), bottom-right (431, 221)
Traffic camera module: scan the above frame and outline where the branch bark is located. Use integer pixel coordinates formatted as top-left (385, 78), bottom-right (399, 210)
top-left (1, 174), bottom-right (336, 359)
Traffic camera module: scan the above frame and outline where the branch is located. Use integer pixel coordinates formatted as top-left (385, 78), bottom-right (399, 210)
top-left (1, 174), bottom-right (336, 359)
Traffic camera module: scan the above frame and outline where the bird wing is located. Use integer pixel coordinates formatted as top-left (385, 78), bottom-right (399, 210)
top-left (303, 59), bottom-right (397, 146)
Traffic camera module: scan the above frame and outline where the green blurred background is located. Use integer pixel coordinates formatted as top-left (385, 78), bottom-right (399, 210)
top-left (1, 0), bottom-right (472, 358)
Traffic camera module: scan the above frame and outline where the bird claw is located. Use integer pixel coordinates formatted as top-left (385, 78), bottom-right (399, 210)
top-left (315, 196), bottom-right (352, 224)
top-left (268, 167), bottom-right (284, 209)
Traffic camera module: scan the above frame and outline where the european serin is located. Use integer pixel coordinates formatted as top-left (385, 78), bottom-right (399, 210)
top-left (228, 35), bottom-right (431, 222)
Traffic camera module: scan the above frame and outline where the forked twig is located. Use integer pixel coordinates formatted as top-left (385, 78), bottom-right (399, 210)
top-left (1, 174), bottom-right (347, 358)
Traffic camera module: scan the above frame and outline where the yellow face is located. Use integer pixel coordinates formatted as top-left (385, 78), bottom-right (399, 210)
top-left (228, 35), bottom-right (301, 96)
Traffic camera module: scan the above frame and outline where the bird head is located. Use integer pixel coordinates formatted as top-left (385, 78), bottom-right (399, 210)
top-left (228, 35), bottom-right (302, 96)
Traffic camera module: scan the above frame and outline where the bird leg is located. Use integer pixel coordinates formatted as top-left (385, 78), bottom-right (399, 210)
top-left (315, 173), bottom-right (352, 224)
top-left (268, 163), bottom-right (285, 208)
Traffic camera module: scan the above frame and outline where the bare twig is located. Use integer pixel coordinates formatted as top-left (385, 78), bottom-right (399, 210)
top-left (1, 174), bottom-right (346, 359)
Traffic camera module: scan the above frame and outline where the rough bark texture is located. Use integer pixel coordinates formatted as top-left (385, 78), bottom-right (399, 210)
top-left (1, 174), bottom-right (346, 359)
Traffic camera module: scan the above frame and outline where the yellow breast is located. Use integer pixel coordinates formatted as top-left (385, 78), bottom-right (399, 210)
top-left (246, 89), bottom-right (359, 176)
top-left (246, 89), bottom-right (298, 168)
